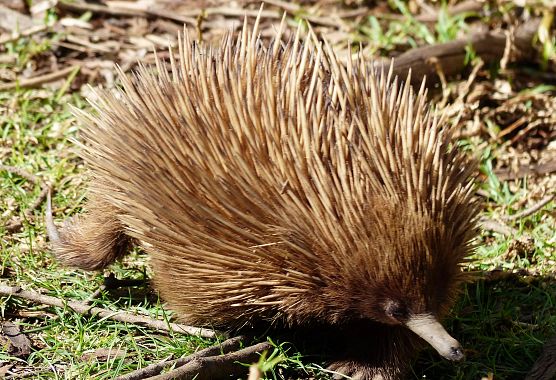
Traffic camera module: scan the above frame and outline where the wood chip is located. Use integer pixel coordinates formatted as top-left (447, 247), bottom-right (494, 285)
top-left (0, 4), bottom-right (37, 30)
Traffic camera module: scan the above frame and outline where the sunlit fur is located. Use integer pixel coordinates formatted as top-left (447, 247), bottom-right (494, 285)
top-left (52, 16), bottom-right (479, 379)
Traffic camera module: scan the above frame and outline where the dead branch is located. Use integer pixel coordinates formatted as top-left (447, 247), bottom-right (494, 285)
top-left (386, 18), bottom-right (541, 87)
top-left (0, 165), bottom-right (50, 233)
top-left (526, 334), bottom-right (556, 380)
top-left (57, 1), bottom-right (197, 26)
top-left (0, 284), bottom-right (219, 339)
top-left (5, 186), bottom-right (50, 232)
top-left (479, 217), bottom-right (517, 237)
top-left (257, 0), bottom-right (299, 13)
top-left (172, 6), bottom-right (280, 20)
top-left (115, 336), bottom-right (245, 380)
top-left (494, 158), bottom-right (556, 181)
top-left (147, 341), bottom-right (272, 380)
top-left (0, 24), bottom-right (50, 45)
top-left (57, 1), bottom-right (155, 18)
top-left (504, 194), bottom-right (555, 222)
top-left (416, 0), bottom-right (485, 23)
top-left (0, 65), bottom-right (80, 91)
top-left (0, 165), bottom-right (41, 184)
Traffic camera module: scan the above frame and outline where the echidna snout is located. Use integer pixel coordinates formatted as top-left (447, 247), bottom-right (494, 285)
top-left (405, 314), bottom-right (465, 361)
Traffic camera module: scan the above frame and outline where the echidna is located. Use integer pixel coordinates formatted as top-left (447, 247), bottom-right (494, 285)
top-left (48, 15), bottom-right (479, 380)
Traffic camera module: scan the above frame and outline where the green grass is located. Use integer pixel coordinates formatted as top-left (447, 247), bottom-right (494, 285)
top-left (414, 277), bottom-right (556, 379)
top-left (2, 84), bottom-right (555, 380)
top-left (357, 0), bottom-right (478, 55)
top-left (1, 3), bottom-right (555, 379)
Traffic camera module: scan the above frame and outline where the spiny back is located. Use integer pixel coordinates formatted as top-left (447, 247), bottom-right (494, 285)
top-left (72, 17), bottom-right (478, 327)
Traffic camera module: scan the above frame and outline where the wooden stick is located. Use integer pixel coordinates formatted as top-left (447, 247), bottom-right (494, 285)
top-left (5, 186), bottom-right (50, 232)
top-left (0, 65), bottom-right (80, 91)
top-left (0, 284), bottom-right (220, 339)
top-left (115, 336), bottom-right (246, 380)
top-left (494, 158), bottom-right (556, 181)
top-left (0, 24), bottom-right (50, 45)
top-left (0, 165), bottom-right (42, 184)
top-left (504, 194), bottom-right (555, 222)
top-left (416, 0), bottom-right (485, 22)
top-left (479, 217), bottom-right (517, 237)
top-left (0, 165), bottom-right (50, 233)
top-left (57, 1), bottom-right (196, 26)
top-left (385, 18), bottom-right (541, 87)
top-left (148, 342), bottom-right (272, 380)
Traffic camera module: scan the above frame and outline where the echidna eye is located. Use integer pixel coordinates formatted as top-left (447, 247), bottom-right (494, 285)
top-left (390, 308), bottom-right (407, 319)
top-left (384, 300), bottom-right (408, 320)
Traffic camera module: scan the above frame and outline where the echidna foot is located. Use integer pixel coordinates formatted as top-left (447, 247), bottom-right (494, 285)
top-left (328, 360), bottom-right (391, 380)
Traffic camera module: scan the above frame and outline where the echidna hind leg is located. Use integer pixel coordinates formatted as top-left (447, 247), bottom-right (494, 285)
top-left (47, 193), bottom-right (133, 270)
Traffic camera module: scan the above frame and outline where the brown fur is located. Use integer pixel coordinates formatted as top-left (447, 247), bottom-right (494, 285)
top-left (52, 188), bottom-right (131, 270)
top-left (50, 16), bottom-right (479, 379)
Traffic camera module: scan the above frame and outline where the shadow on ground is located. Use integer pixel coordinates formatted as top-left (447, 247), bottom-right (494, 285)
top-left (91, 268), bottom-right (556, 379)
top-left (412, 273), bottom-right (556, 380)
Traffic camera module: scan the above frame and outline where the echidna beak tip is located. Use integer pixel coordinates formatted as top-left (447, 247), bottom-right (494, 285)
top-left (446, 345), bottom-right (465, 361)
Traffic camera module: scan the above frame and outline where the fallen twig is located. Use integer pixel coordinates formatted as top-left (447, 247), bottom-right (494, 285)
top-left (5, 186), bottom-right (50, 232)
top-left (0, 24), bottom-right (51, 45)
top-left (0, 65), bottom-right (80, 91)
top-left (456, 58), bottom-right (484, 102)
top-left (57, 0), bottom-right (156, 18)
top-left (0, 165), bottom-right (42, 184)
top-left (504, 194), bottom-right (556, 222)
top-left (385, 18), bottom-right (541, 87)
top-left (0, 165), bottom-right (50, 233)
top-left (57, 0), bottom-right (197, 26)
top-left (479, 217), bottom-right (518, 237)
top-left (509, 120), bottom-right (544, 146)
top-left (148, 341), bottom-right (272, 380)
top-left (497, 116), bottom-right (528, 140)
top-left (115, 336), bottom-right (246, 380)
top-left (0, 284), bottom-right (220, 339)
top-left (416, 0), bottom-right (485, 23)
top-left (173, 6), bottom-right (280, 20)
top-left (494, 158), bottom-right (556, 181)
top-left (257, 0), bottom-right (299, 13)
